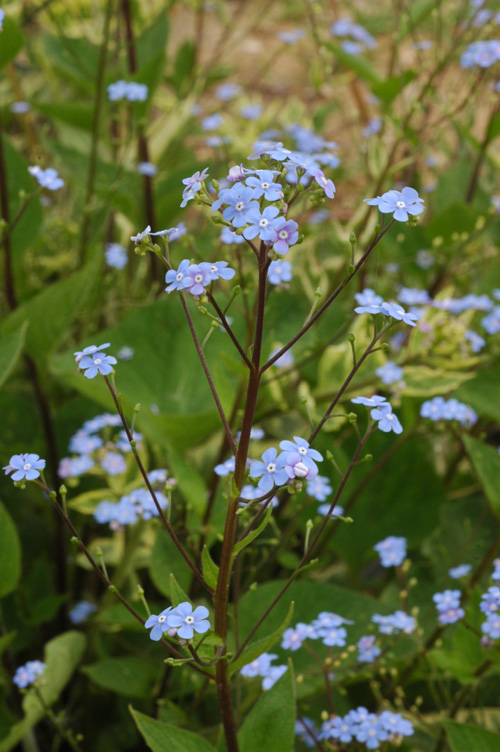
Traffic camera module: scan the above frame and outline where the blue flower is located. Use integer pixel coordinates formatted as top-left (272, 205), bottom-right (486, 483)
top-left (271, 219), bottom-right (299, 255)
top-left (167, 602), bottom-right (210, 640)
top-left (138, 161), bottom-right (158, 176)
top-left (243, 205), bottom-right (282, 241)
top-left (277, 29), bottom-right (306, 44)
top-left (461, 40), bottom-right (500, 68)
top-left (69, 601), bottom-right (97, 624)
top-left (74, 343), bottom-right (111, 364)
top-left (58, 455), bottom-right (94, 478)
top-left (165, 259), bottom-right (191, 292)
top-left (351, 394), bottom-right (388, 408)
top-left (181, 168), bottom-right (209, 208)
top-left (13, 660), bottom-right (46, 689)
top-left (239, 104), bottom-right (263, 121)
top-left (28, 166), bottom-right (64, 191)
top-left (357, 635), bottom-right (381, 663)
top-left (69, 432), bottom-right (103, 454)
top-left (319, 625), bottom-right (347, 647)
top-left (0, 9), bottom-right (4, 30)
top-left (214, 457), bottom-right (235, 476)
top-left (248, 141), bottom-right (293, 161)
top-left (481, 613), bottom-right (500, 639)
top-left (375, 361), bottom-right (404, 385)
top-left (433, 589), bottom-right (461, 611)
top-left (215, 83), bottom-right (242, 100)
top-left (105, 243), bottom-right (128, 269)
top-left (222, 186), bottom-right (258, 227)
top-left (100, 452), bottom-right (127, 476)
top-left (130, 225), bottom-right (151, 244)
top-left (5, 453), bottom-right (46, 481)
top-left (309, 167), bottom-right (336, 198)
top-left (245, 170), bottom-right (282, 201)
top-left (380, 301), bottom-right (419, 326)
top-left (370, 404), bottom-right (403, 434)
top-left (201, 113), bottom-right (223, 131)
top-left (220, 227), bottom-right (245, 245)
top-left (280, 436), bottom-right (323, 467)
top-left (79, 352), bottom-right (117, 379)
top-left (306, 474), bottom-right (332, 501)
top-left (268, 260), bottom-right (292, 285)
top-left (145, 607), bottom-right (173, 641)
top-left (372, 611), bottom-right (416, 634)
top-left (364, 187), bottom-right (425, 222)
top-left (437, 606), bottom-right (465, 625)
top-left (374, 536), bottom-right (407, 567)
top-left (117, 346), bottom-right (134, 361)
top-left (465, 330), bottom-right (486, 353)
top-left (262, 664), bottom-right (287, 690)
top-left (125, 82), bottom-right (148, 101)
top-left (182, 264), bottom-right (212, 296)
top-left (240, 652), bottom-right (277, 678)
top-left (249, 447), bottom-right (288, 492)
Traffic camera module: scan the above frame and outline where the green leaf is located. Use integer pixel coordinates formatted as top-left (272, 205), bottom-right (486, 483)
top-left (232, 503), bottom-right (274, 557)
top-left (35, 102), bottom-right (94, 131)
top-left (0, 322), bottom-right (27, 389)
top-left (39, 34), bottom-right (99, 91)
top-left (238, 662), bottom-right (295, 752)
top-left (229, 601), bottom-right (294, 677)
top-left (168, 446), bottom-right (208, 516)
top-left (486, 112), bottom-right (500, 143)
top-left (202, 546), bottom-right (219, 591)
top-left (455, 368), bottom-right (500, 422)
top-left (0, 502), bottom-right (21, 598)
top-left (463, 436), bottom-right (500, 519)
top-left (0, 16), bottom-right (23, 69)
top-left (168, 40), bottom-right (197, 97)
top-left (444, 720), bottom-right (500, 752)
top-left (149, 532), bottom-right (192, 599)
top-left (136, 14), bottom-right (169, 68)
top-left (169, 573), bottom-right (190, 606)
top-left (1, 260), bottom-right (100, 366)
top-left (372, 70), bottom-right (416, 106)
top-left (82, 657), bottom-right (158, 699)
top-left (0, 632), bottom-right (86, 752)
top-left (130, 707), bottom-right (216, 752)
top-left (401, 365), bottom-right (472, 397)
top-left (324, 42), bottom-right (381, 86)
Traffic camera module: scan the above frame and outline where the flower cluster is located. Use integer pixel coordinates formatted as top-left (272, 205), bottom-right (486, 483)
top-left (75, 343), bottom-right (117, 379)
top-left (319, 708), bottom-right (414, 748)
top-left (364, 187), bottom-right (425, 222)
top-left (69, 601), bottom-right (97, 624)
top-left (28, 166), bottom-right (64, 191)
top-left (165, 259), bottom-right (235, 297)
top-left (94, 485), bottom-right (169, 528)
top-left (375, 361), bottom-right (404, 386)
top-left (351, 396), bottom-right (404, 434)
top-left (13, 660), bottom-right (46, 689)
top-left (433, 590), bottom-right (465, 625)
top-left (461, 40), bottom-right (500, 68)
top-left (374, 536), bottom-right (407, 567)
top-left (420, 397), bottom-right (478, 426)
top-left (145, 601), bottom-right (210, 641)
top-left (281, 611), bottom-right (353, 652)
top-left (107, 80), bottom-right (148, 101)
top-left (105, 243), bottom-right (128, 269)
top-left (355, 298), bottom-right (418, 327)
top-left (240, 652), bottom-right (287, 691)
top-left (330, 16), bottom-right (377, 54)
top-left (249, 437), bottom-right (323, 493)
top-left (372, 610), bottom-right (416, 635)
top-left (57, 411), bottom-right (132, 479)
top-left (4, 453), bottom-right (46, 482)
top-left (357, 635), bottom-right (381, 663)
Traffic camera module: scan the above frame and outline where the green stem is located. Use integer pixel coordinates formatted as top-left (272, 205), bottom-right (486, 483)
top-left (32, 685), bottom-right (82, 752)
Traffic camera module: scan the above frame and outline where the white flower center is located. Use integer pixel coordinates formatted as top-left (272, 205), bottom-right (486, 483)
top-left (195, 274), bottom-right (203, 283)
top-left (275, 266), bottom-right (282, 274)
top-left (158, 615), bottom-right (167, 623)
top-left (279, 230), bottom-right (288, 239)
top-left (185, 615), bottom-right (195, 624)
top-left (321, 176), bottom-right (328, 186)
top-left (261, 181), bottom-right (270, 189)
top-left (298, 446), bottom-right (307, 455)
top-left (210, 265), bottom-right (217, 272)
top-left (266, 462), bottom-right (276, 473)
top-left (94, 358), bottom-right (102, 365)
top-left (236, 201), bottom-right (245, 211)
top-left (259, 218), bottom-right (269, 227)
top-left (294, 461), bottom-right (309, 478)
top-left (396, 200), bottom-right (406, 208)
top-left (176, 272), bottom-right (184, 281)
top-left (24, 463), bottom-right (31, 470)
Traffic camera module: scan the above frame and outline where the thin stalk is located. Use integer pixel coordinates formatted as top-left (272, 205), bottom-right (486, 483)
top-left (0, 111), bottom-right (17, 310)
top-left (207, 292), bottom-right (252, 368)
top-left (104, 376), bottom-right (208, 590)
top-left (261, 223), bottom-right (393, 373)
top-left (32, 685), bottom-right (82, 752)
top-left (78, 0), bottom-right (114, 265)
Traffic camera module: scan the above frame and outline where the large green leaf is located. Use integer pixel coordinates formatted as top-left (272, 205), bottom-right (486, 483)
top-left (0, 632), bottom-right (86, 752)
top-left (229, 601), bottom-right (294, 677)
top-left (82, 657), bottom-right (158, 699)
top-left (0, 16), bottom-right (23, 69)
top-left (130, 707), bottom-right (216, 752)
top-left (401, 365), bottom-right (472, 397)
top-left (35, 102), bottom-right (95, 132)
top-left (238, 664), bottom-right (295, 752)
top-left (0, 501), bottom-right (21, 598)
top-left (444, 720), bottom-right (500, 752)
top-left (149, 530), bottom-right (192, 599)
top-left (1, 261), bottom-right (100, 366)
top-left (396, 0), bottom-right (439, 40)
top-left (136, 14), bottom-right (169, 68)
top-left (39, 34), bottom-right (100, 91)
top-left (463, 436), bottom-right (500, 519)
top-left (455, 368), bottom-right (500, 422)
top-left (0, 322), bottom-right (27, 389)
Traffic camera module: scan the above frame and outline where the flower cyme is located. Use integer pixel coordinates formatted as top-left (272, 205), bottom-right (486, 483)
top-left (374, 536), bottom-right (407, 567)
top-left (74, 343), bottom-right (111, 364)
top-left (354, 288), bottom-right (383, 308)
top-left (166, 602), bottom-right (210, 640)
top-left (28, 166), bottom-right (64, 191)
top-left (280, 436), bottom-right (323, 468)
top-left (380, 301), bottom-right (419, 326)
top-left (69, 601), bottom-right (97, 624)
top-left (268, 260), bottom-right (292, 285)
top-left (375, 361), bottom-right (404, 385)
top-left (222, 186), bottom-right (258, 227)
top-left (130, 226), bottom-right (151, 245)
top-left (13, 660), bottom-right (46, 689)
top-left (165, 259), bottom-right (191, 293)
top-left (249, 447), bottom-right (288, 492)
top-left (105, 243), bottom-right (128, 269)
top-left (306, 474), bottom-right (332, 501)
top-left (364, 187), bottom-right (425, 222)
top-left (6, 453), bottom-right (46, 481)
top-left (182, 263), bottom-right (212, 296)
top-left (351, 394), bottom-right (389, 408)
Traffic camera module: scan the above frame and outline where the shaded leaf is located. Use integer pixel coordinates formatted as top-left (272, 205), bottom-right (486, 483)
top-left (0, 501), bottom-right (21, 598)
top-left (0, 322), bottom-right (27, 389)
top-left (232, 503), bottom-right (274, 557)
top-left (82, 657), bottom-right (158, 699)
top-left (202, 546), bottom-right (219, 591)
top-left (324, 42), bottom-right (381, 86)
top-left (229, 601), bottom-right (294, 677)
top-left (238, 663), bottom-right (295, 752)
top-left (0, 16), bottom-right (23, 69)
top-left (463, 436), bottom-right (500, 519)
top-left (444, 720), bottom-right (500, 752)
top-left (130, 707), bottom-right (216, 752)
